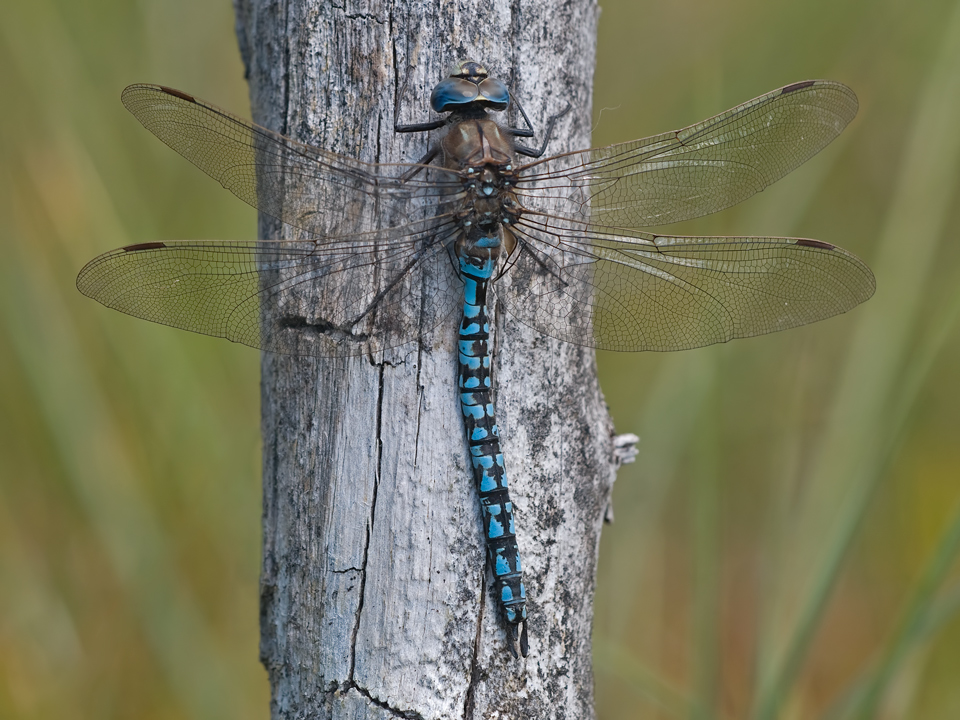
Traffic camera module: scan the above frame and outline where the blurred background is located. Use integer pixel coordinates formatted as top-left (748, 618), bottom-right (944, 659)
top-left (1, 0), bottom-right (958, 718)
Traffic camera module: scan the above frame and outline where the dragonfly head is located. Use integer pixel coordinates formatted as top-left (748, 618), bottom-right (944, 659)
top-left (431, 59), bottom-right (510, 114)
top-left (449, 60), bottom-right (488, 82)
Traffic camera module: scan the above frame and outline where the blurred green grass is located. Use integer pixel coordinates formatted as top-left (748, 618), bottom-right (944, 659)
top-left (1, 1), bottom-right (959, 719)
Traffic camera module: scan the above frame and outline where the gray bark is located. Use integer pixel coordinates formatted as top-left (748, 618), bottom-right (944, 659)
top-left (232, 1), bottom-right (617, 717)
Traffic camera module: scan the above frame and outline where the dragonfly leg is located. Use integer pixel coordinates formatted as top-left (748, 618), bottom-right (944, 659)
top-left (394, 69), bottom-right (446, 134)
top-left (393, 71), bottom-right (445, 182)
top-left (395, 119), bottom-right (446, 133)
top-left (513, 103), bottom-right (571, 158)
top-left (503, 92), bottom-right (537, 139)
top-left (398, 145), bottom-right (441, 183)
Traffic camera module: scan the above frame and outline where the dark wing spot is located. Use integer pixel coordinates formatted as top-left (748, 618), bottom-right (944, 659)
top-left (795, 238), bottom-right (835, 250)
top-left (123, 242), bottom-right (167, 252)
top-left (158, 86), bottom-right (196, 103)
top-left (782, 80), bottom-right (817, 95)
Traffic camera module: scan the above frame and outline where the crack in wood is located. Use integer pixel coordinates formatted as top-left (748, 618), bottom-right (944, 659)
top-left (462, 568), bottom-right (486, 720)
top-left (348, 363), bottom-right (387, 682)
top-left (346, 680), bottom-right (428, 720)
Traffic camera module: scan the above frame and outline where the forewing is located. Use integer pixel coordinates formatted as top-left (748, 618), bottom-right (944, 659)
top-left (515, 80), bottom-right (858, 228)
top-left (495, 217), bottom-right (875, 352)
top-left (76, 219), bottom-right (463, 357)
top-left (120, 84), bottom-right (460, 238)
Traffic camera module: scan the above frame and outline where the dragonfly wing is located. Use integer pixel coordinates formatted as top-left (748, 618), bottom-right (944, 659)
top-left (495, 218), bottom-right (875, 352)
top-left (77, 219), bottom-right (463, 357)
top-left (515, 80), bottom-right (857, 228)
top-left (121, 84), bottom-right (460, 239)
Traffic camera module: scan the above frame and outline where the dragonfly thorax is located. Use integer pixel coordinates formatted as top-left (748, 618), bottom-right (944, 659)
top-left (442, 116), bottom-right (522, 265)
top-left (454, 163), bottom-right (521, 261)
top-left (441, 118), bottom-right (514, 167)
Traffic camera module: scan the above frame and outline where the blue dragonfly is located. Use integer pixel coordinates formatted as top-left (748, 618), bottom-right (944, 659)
top-left (78, 60), bottom-right (875, 657)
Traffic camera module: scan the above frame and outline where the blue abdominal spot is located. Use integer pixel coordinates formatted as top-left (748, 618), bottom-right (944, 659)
top-left (480, 473), bottom-right (498, 492)
top-left (462, 279), bottom-right (478, 305)
top-left (462, 404), bottom-right (485, 420)
top-left (459, 340), bottom-right (482, 357)
top-left (470, 450), bottom-right (494, 467)
top-left (459, 353), bottom-right (482, 370)
top-left (486, 511), bottom-right (505, 538)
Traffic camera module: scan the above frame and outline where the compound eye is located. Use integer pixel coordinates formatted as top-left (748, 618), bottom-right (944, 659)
top-left (430, 77), bottom-right (479, 112)
top-left (478, 78), bottom-right (509, 109)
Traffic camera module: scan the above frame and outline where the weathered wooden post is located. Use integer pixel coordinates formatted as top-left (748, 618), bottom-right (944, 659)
top-left (233, 1), bottom-right (620, 715)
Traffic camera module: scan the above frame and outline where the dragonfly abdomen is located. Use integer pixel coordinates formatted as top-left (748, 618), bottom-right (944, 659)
top-left (457, 253), bottom-right (528, 657)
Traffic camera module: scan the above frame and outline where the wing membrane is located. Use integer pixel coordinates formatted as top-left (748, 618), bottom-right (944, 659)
top-left (121, 84), bottom-right (461, 239)
top-left (515, 80), bottom-right (858, 228)
top-left (77, 219), bottom-right (462, 357)
top-left (495, 216), bottom-right (875, 351)
top-left (95, 81), bottom-right (873, 357)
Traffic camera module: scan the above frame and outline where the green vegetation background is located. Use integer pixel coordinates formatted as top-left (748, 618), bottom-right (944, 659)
top-left (2, 1), bottom-right (959, 718)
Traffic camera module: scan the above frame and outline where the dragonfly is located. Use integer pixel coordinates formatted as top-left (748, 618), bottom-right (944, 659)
top-left (78, 60), bottom-right (875, 658)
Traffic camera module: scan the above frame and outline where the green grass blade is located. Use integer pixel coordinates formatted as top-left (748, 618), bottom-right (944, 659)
top-left (594, 638), bottom-right (694, 718)
top-left (752, 0), bottom-right (960, 716)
